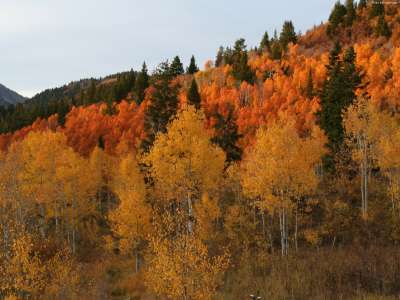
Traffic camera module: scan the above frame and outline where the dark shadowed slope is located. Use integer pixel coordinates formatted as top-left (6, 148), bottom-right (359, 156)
top-left (0, 83), bottom-right (26, 106)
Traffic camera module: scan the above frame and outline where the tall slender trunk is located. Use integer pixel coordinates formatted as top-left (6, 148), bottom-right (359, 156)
top-left (284, 206), bottom-right (289, 256)
top-left (279, 190), bottom-right (289, 256)
top-left (279, 207), bottom-right (284, 256)
top-left (72, 196), bottom-right (76, 254)
top-left (187, 192), bottom-right (193, 235)
top-left (359, 137), bottom-right (369, 219)
top-left (39, 204), bottom-right (46, 239)
top-left (295, 198), bottom-right (299, 252)
top-left (269, 214), bottom-right (274, 254)
top-left (279, 207), bottom-right (289, 256)
top-left (54, 199), bottom-right (59, 239)
top-left (135, 250), bottom-right (140, 273)
top-left (261, 211), bottom-right (266, 241)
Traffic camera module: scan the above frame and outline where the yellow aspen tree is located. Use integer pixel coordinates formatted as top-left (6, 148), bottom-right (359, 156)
top-left (145, 211), bottom-right (229, 300)
top-left (57, 147), bottom-right (98, 254)
top-left (375, 113), bottom-right (400, 218)
top-left (17, 131), bottom-right (69, 239)
top-left (241, 117), bottom-right (325, 255)
top-left (223, 163), bottom-right (258, 253)
top-left (0, 232), bottom-right (46, 298)
top-left (144, 105), bottom-right (225, 234)
top-left (44, 248), bottom-right (81, 299)
top-left (343, 97), bottom-right (383, 219)
top-left (109, 153), bottom-right (151, 272)
top-left (0, 147), bottom-right (27, 256)
top-left (194, 193), bottom-right (220, 241)
top-left (89, 146), bottom-right (115, 214)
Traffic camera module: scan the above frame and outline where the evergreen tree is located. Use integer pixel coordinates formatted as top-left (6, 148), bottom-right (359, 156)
top-left (317, 43), bottom-right (361, 170)
top-left (104, 97), bottom-right (116, 115)
top-left (358, 0), bottom-right (367, 9)
top-left (345, 0), bottom-right (356, 26)
top-left (211, 105), bottom-right (243, 163)
top-left (98, 135), bottom-right (105, 150)
top-left (187, 79), bottom-right (201, 109)
top-left (79, 89), bottom-right (85, 106)
top-left (305, 70), bottom-right (314, 99)
top-left (134, 62), bottom-right (150, 104)
top-left (260, 31), bottom-right (271, 51)
top-left (370, 0), bottom-right (384, 18)
top-left (269, 30), bottom-right (282, 60)
top-left (279, 21), bottom-right (297, 51)
top-left (187, 55), bottom-right (199, 74)
top-left (327, 1), bottom-right (347, 37)
top-left (125, 69), bottom-right (136, 98)
top-left (223, 47), bottom-right (234, 65)
top-left (375, 15), bottom-right (391, 37)
top-left (231, 39), bottom-right (255, 84)
top-left (141, 61), bottom-right (179, 151)
top-left (233, 38), bottom-right (246, 55)
top-left (86, 80), bottom-right (97, 105)
top-left (170, 56), bottom-right (184, 77)
top-left (215, 46), bottom-right (224, 67)
top-left (342, 46), bottom-right (362, 108)
top-left (270, 41), bottom-right (282, 60)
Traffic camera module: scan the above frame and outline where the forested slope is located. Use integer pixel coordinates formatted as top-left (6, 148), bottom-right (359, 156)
top-left (1, 1), bottom-right (400, 299)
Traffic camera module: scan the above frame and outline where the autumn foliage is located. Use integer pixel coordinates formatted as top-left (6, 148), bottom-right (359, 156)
top-left (1, 2), bottom-right (400, 300)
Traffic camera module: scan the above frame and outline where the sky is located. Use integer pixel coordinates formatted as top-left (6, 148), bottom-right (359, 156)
top-left (0, 0), bottom-right (335, 98)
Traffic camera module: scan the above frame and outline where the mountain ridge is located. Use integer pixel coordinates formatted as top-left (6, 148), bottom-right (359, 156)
top-left (0, 83), bottom-right (26, 106)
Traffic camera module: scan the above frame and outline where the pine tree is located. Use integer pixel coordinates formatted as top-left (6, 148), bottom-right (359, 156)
top-left (98, 135), bottom-right (105, 150)
top-left (86, 80), bottom-right (97, 105)
top-left (305, 70), bottom-right (314, 99)
top-left (170, 56), bottom-right (184, 77)
top-left (231, 39), bottom-right (255, 84)
top-left (345, 0), bottom-right (356, 26)
top-left (358, 0), bottom-right (367, 9)
top-left (104, 97), bottom-right (116, 115)
top-left (279, 21), bottom-right (297, 51)
top-left (370, 0), bottom-right (384, 18)
top-left (270, 41), bottom-right (282, 60)
top-left (317, 43), bottom-right (361, 171)
top-left (215, 46), bottom-right (224, 67)
top-left (141, 61), bottom-right (179, 151)
top-left (211, 105), bottom-right (243, 163)
top-left (134, 62), bottom-right (149, 104)
top-left (342, 46), bottom-right (361, 107)
top-left (327, 1), bottom-right (347, 37)
top-left (187, 79), bottom-right (201, 109)
top-left (375, 15), bottom-right (391, 38)
top-left (187, 55), bottom-right (199, 74)
top-left (260, 31), bottom-right (271, 52)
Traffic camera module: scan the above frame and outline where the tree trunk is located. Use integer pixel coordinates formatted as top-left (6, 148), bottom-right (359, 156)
top-left (295, 198), bottom-right (299, 252)
top-left (187, 192), bottom-right (193, 235)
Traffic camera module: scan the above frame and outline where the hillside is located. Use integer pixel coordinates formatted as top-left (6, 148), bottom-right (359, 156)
top-left (0, 83), bottom-right (26, 106)
top-left (1, 1), bottom-right (400, 300)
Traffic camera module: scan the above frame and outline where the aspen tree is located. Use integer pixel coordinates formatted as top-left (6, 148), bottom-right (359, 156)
top-left (145, 210), bottom-right (229, 300)
top-left (144, 105), bottom-right (225, 234)
top-left (110, 153), bottom-right (151, 272)
top-left (343, 97), bottom-right (382, 219)
top-left (241, 117), bottom-right (325, 255)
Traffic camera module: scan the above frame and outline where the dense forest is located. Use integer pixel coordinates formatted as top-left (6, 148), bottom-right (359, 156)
top-left (1, 1), bottom-right (400, 299)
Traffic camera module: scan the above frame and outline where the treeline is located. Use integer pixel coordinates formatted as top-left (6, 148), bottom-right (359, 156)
top-left (0, 55), bottom-right (199, 134)
top-left (2, 95), bottom-right (400, 299)
top-left (0, 1), bottom-right (400, 299)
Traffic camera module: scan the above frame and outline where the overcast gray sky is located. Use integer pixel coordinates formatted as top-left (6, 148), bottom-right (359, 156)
top-left (0, 0), bottom-right (335, 97)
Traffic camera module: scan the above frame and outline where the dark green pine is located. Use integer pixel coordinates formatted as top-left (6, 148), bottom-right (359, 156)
top-left (141, 61), bottom-right (179, 151)
top-left (170, 56), bottom-right (184, 77)
top-left (187, 55), bottom-right (199, 74)
top-left (187, 79), bottom-right (201, 109)
top-left (134, 62), bottom-right (150, 104)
